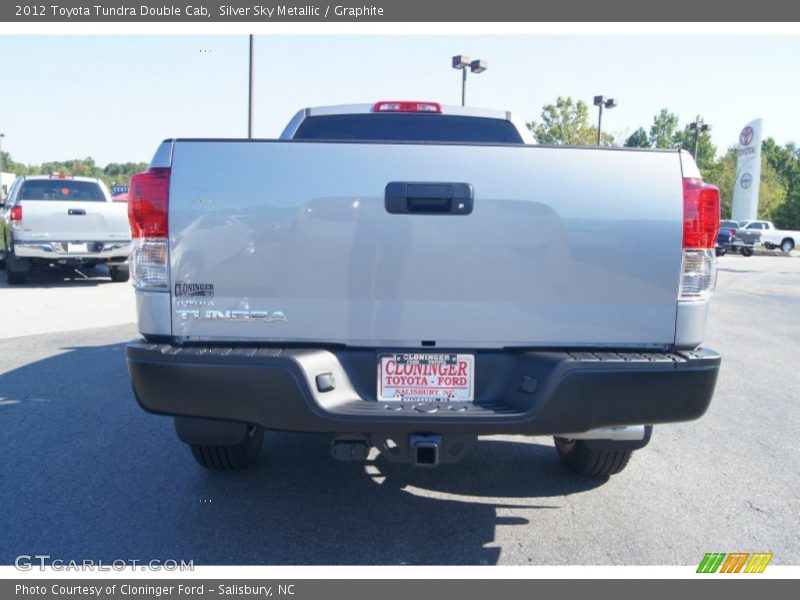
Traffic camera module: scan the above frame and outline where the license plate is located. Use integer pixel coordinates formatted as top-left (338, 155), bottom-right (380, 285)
top-left (378, 353), bottom-right (474, 402)
top-left (67, 243), bottom-right (88, 253)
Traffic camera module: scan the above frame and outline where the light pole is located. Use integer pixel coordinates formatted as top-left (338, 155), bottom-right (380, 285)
top-left (593, 95), bottom-right (617, 146)
top-left (690, 121), bottom-right (711, 160)
top-left (452, 55), bottom-right (487, 107)
top-left (248, 35), bottom-right (254, 139)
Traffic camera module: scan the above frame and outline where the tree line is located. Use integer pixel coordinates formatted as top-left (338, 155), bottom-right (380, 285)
top-left (527, 96), bottom-right (800, 229)
top-left (0, 153), bottom-right (148, 192)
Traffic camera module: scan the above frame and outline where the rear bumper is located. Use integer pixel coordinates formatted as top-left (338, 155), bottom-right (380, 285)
top-left (125, 343), bottom-right (720, 436)
top-left (13, 241), bottom-right (130, 262)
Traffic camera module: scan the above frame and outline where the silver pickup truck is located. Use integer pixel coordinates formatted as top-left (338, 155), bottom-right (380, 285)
top-left (125, 102), bottom-right (722, 477)
top-left (0, 175), bottom-right (131, 284)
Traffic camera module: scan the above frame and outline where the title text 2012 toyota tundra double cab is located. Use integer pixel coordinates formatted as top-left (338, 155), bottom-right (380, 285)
top-left (125, 101), bottom-right (721, 477)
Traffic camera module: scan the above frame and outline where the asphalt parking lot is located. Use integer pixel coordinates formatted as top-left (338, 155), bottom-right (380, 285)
top-left (1, 255), bottom-right (798, 566)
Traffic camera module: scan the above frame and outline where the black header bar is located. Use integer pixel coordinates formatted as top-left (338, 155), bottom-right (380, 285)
top-left (3, 0), bottom-right (800, 22)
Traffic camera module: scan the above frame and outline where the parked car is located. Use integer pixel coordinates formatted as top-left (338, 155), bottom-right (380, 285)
top-left (733, 220), bottom-right (762, 248)
top-left (716, 219), bottom-right (754, 256)
top-left (0, 174), bottom-right (131, 284)
top-left (0, 171), bottom-right (17, 202)
top-left (739, 220), bottom-right (798, 254)
top-left (716, 220), bottom-right (738, 256)
top-left (124, 101), bottom-right (721, 479)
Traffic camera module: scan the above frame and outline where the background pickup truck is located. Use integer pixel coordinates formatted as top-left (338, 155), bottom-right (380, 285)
top-left (716, 219), bottom-right (754, 257)
top-left (125, 101), bottom-right (722, 478)
top-left (0, 175), bottom-right (131, 284)
top-left (738, 220), bottom-right (798, 254)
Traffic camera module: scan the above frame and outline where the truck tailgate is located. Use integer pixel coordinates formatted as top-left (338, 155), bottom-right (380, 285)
top-left (16, 200), bottom-right (130, 242)
top-left (168, 141), bottom-right (684, 348)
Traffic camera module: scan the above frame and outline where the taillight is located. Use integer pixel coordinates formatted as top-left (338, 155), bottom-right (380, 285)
top-left (129, 168), bottom-right (170, 238)
top-left (128, 168), bottom-right (170, 290)
top-left (683, 178), bottom-right (720, 249)
top-left (680, 178), bottom-right (720, 300)
top-left (10, 206), bottom-right (22, 222)
top-left (372, 101), bottom-right (442, 113)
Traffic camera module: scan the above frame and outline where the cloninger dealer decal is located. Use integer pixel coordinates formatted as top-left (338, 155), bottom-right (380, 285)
top-left (174, 282), bottom-right (214, 298)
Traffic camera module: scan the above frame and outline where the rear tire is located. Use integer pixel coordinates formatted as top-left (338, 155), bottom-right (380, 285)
top-left (109, 266), bottom-right (130, 282)
top-left (741, 246), bottom-right (754, 257)
top-left (780, 238), bottom-right (795, 254)
top-left (715, 247), bottom-right (726, 256)
top-left (554, 437), bottom-right (633, 477)
top-left (189, 425), bottom-right (264, 471)
top-left (5, 251), bottom-right (28, 285)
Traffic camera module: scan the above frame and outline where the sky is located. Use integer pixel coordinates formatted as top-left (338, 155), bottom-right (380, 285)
top-left (0, 34), bottom-right (798, 166)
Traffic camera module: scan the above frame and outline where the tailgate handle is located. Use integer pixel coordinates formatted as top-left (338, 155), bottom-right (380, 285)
top-left (385, 182), bottom-right (473, 215)
top-left (68, 208), bottom-right (86, 216)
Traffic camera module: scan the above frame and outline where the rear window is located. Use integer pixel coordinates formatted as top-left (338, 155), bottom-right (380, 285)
top-left (18, 180), bottom-right (105, 202)
top-left (293, 114), bottom-right (524, 144)
top-left (720, 221), bottom-right (739, 228)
